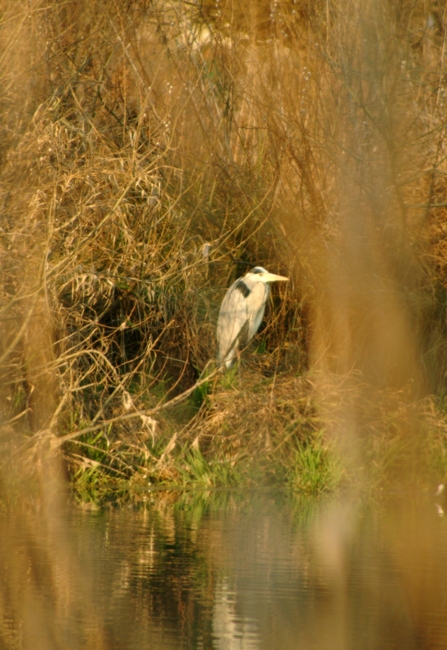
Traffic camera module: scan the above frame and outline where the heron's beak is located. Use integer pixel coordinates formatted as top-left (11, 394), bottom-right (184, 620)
top-left (264, 273), bottom-right (289, 282)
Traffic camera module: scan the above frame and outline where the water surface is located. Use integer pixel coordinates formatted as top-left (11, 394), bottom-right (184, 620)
top-left (2, 491), bottom-right (447, 649)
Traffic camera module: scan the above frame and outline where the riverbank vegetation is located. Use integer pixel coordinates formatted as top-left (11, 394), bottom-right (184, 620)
top-left (1, 0), bottom-right (447, 503)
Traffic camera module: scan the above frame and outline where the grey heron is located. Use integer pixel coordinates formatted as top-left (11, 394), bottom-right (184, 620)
top-left (217, 266), bottom-right (289, 369)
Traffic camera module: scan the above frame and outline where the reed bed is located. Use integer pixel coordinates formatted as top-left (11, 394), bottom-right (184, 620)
top-left (0, 0), bottom-right (447, 502)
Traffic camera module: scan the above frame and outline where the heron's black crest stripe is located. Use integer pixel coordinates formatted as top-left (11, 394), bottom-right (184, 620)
top-left (251, 267), bottom-right (263, 274)
top-left (235, 279), bottom-right (251, 298)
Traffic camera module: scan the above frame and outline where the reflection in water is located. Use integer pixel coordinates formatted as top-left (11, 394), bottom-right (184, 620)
top-left (2, 492), bottom-right (447, 649)
top-left (213, 577), bottom-right (259, 649)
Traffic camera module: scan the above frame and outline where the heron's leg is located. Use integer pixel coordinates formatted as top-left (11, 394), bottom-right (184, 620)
top-left (237, 348), bottom-right (241, 385)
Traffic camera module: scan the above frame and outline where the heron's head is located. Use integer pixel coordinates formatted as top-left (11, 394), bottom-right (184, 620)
top-left (247, 267), bottom-right (289, 283)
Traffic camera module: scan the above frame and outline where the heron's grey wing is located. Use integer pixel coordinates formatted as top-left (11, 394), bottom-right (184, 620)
top-left (217, 283), bottom-right (249, 365)
top-left (246, 282), bottom-right (269, 340)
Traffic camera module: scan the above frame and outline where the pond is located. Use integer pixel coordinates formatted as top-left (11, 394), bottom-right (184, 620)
top-left (2, 490), bottom-right (447, 649)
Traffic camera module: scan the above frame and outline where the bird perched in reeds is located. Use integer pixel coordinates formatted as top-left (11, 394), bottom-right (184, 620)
top-left (217, 266), bottom-right (289, 369)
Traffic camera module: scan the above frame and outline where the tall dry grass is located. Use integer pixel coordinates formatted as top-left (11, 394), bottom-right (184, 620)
top-left (0, 0), bottom-right (447, 496)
